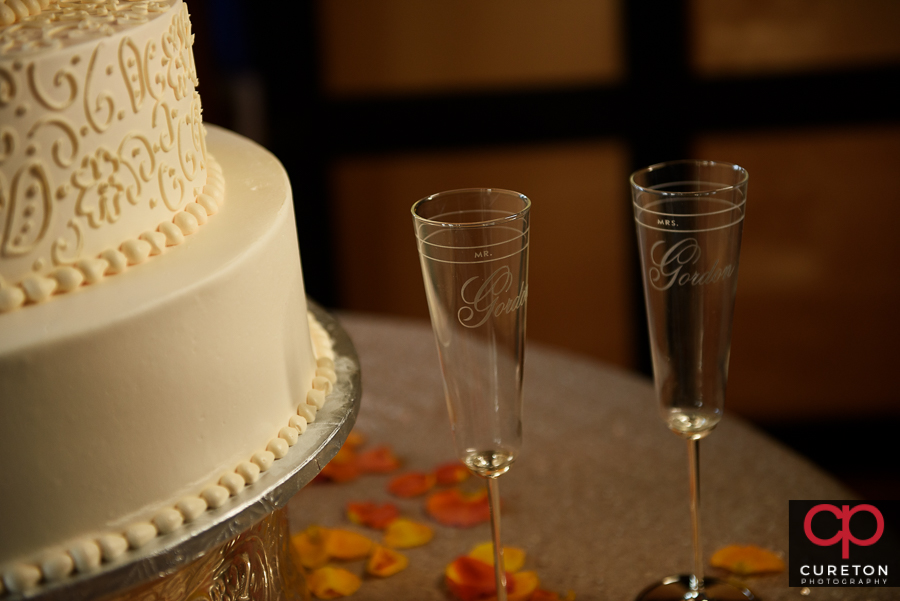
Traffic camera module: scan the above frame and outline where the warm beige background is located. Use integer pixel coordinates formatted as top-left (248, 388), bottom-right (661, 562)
top-left (318, 0), bottom-right (624, 96)
top-left (316, 0), bottom-right (900, 423)
top-left (331, 143), bottom-right (634, 367)
top-left (690, 0), bottom-right (900, 75)
top-left (697, 126), bottom-right (900, 420)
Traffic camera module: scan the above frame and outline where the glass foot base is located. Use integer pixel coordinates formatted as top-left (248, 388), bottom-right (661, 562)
top-left (635, 575), bottom-right (756, 601)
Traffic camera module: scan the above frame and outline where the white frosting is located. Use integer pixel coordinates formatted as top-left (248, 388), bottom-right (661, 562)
top-left (125, 523), bottom-right (158, 549)
top-left (152, 508), bottom-right (183, 535)
top-left (312, 375), bottom-right (334, 396)
top-left (1, 564), bottom-right (40, 594)
top-left (200, 485), bottom-right (229, 510)
top-left (236, 462), bottom-right (261, 485)
top-left (289, 415), bottom-right (308, 434)
top-left (278, 426), bottom-right (299, 447)
top-left (297, 400), bottom-right (317, 422)
top-left (176, 496), bottom-right (206, 522)
top-left (218, 472), bottom-right (245, 497)
top-left (0, 127), bottom-right (335, 589)
top-left (38, 552), bottom-right (72, 582)
top-left (96, 535), bottom-right (128, 562)
top-left (0, 3), bottom-right (338, 585)
top-left (0, 0), bottom-right (213, 313)
top-left (266, 437), bottom-right (289, 460)
top-left (67, 540), bottom-right (101, 573)
top-left (251, 450), bottom-right (275, 473)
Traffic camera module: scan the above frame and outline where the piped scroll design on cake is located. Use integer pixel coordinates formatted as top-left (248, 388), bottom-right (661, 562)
top-left (0, 316), bottom-right (337, 595)
top-left (0, 155), bottom-right (222, 312)
top-left (0, 1), bottom-right (209, 313)
top-left (0, 0), bottom-right (48, 32)
top-left (0, 1), bottom-right (172, 48)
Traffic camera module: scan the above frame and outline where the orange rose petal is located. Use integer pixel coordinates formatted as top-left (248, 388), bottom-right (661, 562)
top-left (290, 526), bottom-right (330, 569)
top-left (317, 461), bottom-right (360, 483)
top-left (367, 544), bottom-right (409, 577)
top-left (333, 445), bottom-right (358, 464)
top-left (710, 544), bottom-right (785, 575)
top-left (446, 556), bottom-right (511, 601)
top-left (307, 566), bottom-right (361, 599)
top-left (427, 488), bottom-right (491, 527)
top-left (317, 446), bottom-right (360, 483)
top-left (344, 430), bottom-right (366, 449)
top-left (388, 471), bottom-right (437, 498)
top-left (357, 445), bottom-right (402, 474)
top-left (435, 461), bottom-right (470, 486)
top-left (383, 518), bottom-right (434, 549)
top-left (324, 528), bottom-right (374, 560)
top-left (467, 542), bottom-right (526, 573)
top-left (347, 501), bottom-right (400, 530)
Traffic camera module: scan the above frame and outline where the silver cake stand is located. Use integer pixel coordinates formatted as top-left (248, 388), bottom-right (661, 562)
top-left (9, 302), bottom-right (360, 601)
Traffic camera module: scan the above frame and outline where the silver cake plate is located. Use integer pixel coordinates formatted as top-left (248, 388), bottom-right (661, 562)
top-left (8, 301), bottom-right (360, 601)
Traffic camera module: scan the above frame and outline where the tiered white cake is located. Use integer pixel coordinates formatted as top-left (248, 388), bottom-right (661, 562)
top-left (0, 1), bottom-right (336, 594)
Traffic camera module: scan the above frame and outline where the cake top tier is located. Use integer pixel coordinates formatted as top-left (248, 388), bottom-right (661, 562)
top-left (0, 0), bottom-right (210, 314)
top-left (1, 0), bottom-right (177, 57)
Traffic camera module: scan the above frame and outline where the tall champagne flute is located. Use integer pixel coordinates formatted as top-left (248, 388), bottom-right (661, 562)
top-left (412, 189), bottom-right (531, 601)
top-left (631, 161), bottom-right (755, 601)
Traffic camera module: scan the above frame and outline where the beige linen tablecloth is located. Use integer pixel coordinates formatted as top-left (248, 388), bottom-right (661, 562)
top-left (288, 313), bottom-right (885, 601)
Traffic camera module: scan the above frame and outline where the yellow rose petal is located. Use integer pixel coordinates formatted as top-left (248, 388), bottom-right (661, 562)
top-left (710, 544), bottom-right (785, 575)
top-left (307, 566), bottom-right (361, 599)
top-left (383, 518), bottom-right (434, 549)
top-left (468, 541), bottom-right (526, 573)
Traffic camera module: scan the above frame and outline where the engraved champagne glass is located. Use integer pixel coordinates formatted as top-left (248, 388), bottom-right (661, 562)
top-left (412, 189), bottom-right (530, 601)
top-left (631, 161), bottom-right (755, 601)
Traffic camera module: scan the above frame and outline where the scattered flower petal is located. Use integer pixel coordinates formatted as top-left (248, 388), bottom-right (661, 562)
top-left (317, 446), bottom-right (360, 483)
top-left (307, 566), bottom-right (361, 599)
top-left (357, 445), bottom-right (402, 474)
top-left (367, 544), bottom-right (409, 577)
top-left (710, 544), bottom-right (785, 575)
top-left (445, 556), bottom-right (511, 601)
top-left (468, 542), bottom-right (526, 573)
top-left (347, 501), bottom-right (400, 530)
top-left (383, 518), bottom-right (434, 549)
top-left (388, 471), bottom-right (436, 498)
top-left (427, 488), bottom-right (491, 527)
top-left (290, 526), bottom-right (329, 570)
top-left (317, 462), bottom-right (360, 483)
top-left (324, 528), bottom-right (374, 560)
top-left (345, 430), bottom-right (366, 449)
top-left (505, 570), bottom-right (540, 601)
top-left (435, 461), bottom-right (470, 486)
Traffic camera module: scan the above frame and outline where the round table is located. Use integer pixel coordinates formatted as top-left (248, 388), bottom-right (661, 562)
top-left (289, 312), bottom-right (889, 601)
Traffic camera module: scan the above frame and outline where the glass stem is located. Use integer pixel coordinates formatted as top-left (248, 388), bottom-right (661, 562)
top-left (688, 437), bottom-right (704, 594)
top-left (486, 476), bottom-right (507, 601)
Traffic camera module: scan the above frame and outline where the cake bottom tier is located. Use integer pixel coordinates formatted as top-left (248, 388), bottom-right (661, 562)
top-left (0, 126), bottom-right (320, 579)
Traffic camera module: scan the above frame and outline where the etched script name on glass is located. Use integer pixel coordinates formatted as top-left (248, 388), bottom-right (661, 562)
top-left (458, 265), bottom-right (528, 329)
top-left (647, 238), bottom-right (736, 291)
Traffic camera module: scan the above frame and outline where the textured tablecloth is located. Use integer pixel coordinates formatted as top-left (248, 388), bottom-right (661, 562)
top-left (288, 312), bottom-right (888, 601)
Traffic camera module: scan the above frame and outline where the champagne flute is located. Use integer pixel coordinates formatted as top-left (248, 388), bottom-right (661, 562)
top-left (412, 188), bottom-right (531, 601)
top-left (631, 161), bottom-right (755, 601)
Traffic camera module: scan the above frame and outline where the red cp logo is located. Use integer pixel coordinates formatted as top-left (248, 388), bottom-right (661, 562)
top-left (804, 504), bottom-right (884, 559)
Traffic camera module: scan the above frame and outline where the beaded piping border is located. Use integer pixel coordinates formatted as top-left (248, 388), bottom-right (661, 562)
top-left (0, 156), bottom-right (224, 314)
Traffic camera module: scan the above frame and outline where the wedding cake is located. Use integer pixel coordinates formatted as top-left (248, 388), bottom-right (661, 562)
top-left (0, 1), bottom-right (336, 594)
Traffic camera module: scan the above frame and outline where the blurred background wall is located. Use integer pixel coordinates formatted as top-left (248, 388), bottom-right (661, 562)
top-left (189, 0), bottom-right (900, 497)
